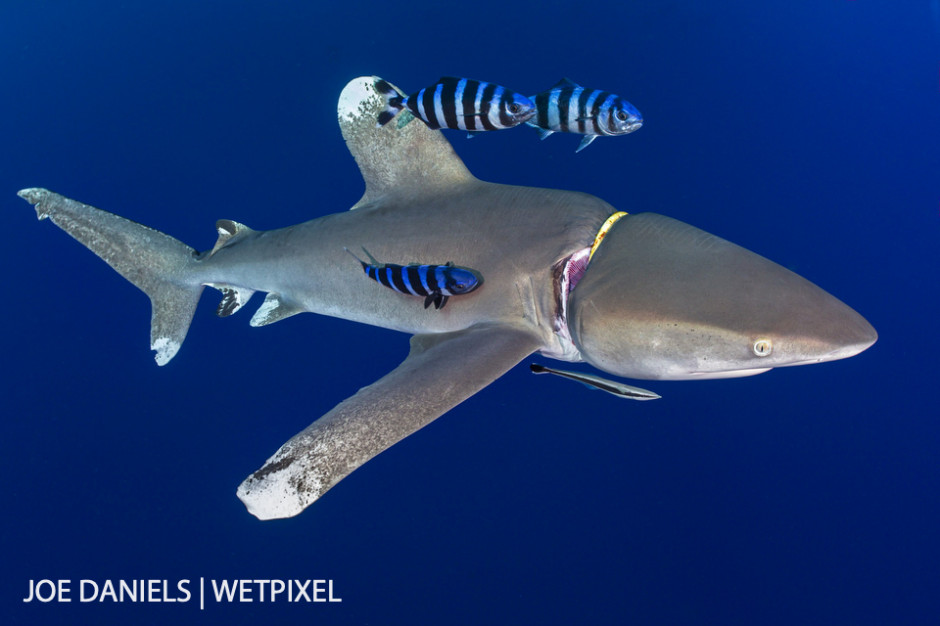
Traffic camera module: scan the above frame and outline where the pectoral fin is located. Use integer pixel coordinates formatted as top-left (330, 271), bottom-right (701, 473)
top-left (424, 293), bottom-right (448, 309)
top-left (575, 135), bottom-right (598, 153)
top-left (236, 323), bottom-right (542, 519)
top-left (535, 127), bottom-right (554, 141)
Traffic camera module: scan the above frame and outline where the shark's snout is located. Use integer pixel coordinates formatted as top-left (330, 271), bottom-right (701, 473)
top-left (781, 313), bottom-right (877, 368)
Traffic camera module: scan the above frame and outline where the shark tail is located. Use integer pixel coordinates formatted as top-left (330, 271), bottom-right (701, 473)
top-left (18, 188), bottom-right (204, 366)
top-left (374, 78), bottom-right (405, 127)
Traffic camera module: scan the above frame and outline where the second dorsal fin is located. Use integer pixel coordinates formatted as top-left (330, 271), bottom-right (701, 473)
top-left (208, 219), bottom-right (256, 257)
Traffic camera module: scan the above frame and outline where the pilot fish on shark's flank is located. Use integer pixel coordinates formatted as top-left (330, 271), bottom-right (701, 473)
top-left (375, 77), bottom-right (536, 132)
top-left (345, 247), bottom-right (483, 310)
top-left (527, 78), bottom-right (643, 152)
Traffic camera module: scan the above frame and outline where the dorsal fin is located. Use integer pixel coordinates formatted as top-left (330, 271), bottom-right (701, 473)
top-left (208, 219), bottom-right (255, 257)
top-left (551, 77), bottom-right (580, 90)
top-left (337, 76), bottom-right (477, 209)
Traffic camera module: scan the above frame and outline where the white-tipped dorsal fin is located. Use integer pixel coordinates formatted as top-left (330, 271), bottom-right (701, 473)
top-left (337, 76), bottom-right (476, 210)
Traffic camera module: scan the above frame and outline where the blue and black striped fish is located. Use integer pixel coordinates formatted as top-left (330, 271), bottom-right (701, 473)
top-left (375, 77), bottom-right (536, 132)
top-left (345, 247), bottom-right (483, 310)
top-left (527, 78), bottom-right (643, 152)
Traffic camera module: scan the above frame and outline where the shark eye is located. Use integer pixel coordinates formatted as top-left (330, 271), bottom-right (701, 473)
top-left (753, 338), bottom-right (773, 357)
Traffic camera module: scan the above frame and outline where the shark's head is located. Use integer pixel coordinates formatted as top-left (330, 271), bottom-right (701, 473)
top-left (568, 213), bottom-right (877, 380)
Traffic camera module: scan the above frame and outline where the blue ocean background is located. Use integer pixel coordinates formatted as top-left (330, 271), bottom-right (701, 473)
top-left (2, 2), bottom-right (938, 624)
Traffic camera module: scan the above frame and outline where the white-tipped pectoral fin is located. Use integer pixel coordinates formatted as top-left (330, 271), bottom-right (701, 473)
top-left (236, 322), bottom-right (542, 520)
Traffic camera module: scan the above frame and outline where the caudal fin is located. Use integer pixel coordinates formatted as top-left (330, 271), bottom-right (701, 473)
top-left (18, 188), bottom-right (204, 365)
top-left (374, 78), bottom-right (405, 127)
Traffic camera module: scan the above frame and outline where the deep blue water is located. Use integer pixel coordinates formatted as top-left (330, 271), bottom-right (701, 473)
top-left (2, 2), bottom-right (938, 624)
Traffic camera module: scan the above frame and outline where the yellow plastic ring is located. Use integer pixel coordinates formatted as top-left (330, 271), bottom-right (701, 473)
top-left (589, 211), bottom-right (628, 261)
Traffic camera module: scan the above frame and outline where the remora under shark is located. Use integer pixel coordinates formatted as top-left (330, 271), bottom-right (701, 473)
top-left (18, 76), bottom-right (876, 520)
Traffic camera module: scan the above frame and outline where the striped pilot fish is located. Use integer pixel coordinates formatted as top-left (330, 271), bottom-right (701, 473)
top-left (375, 77), bottom-right (536, 132)
top-left (527, 78), bottom-right (643, 152)
top-left (345, 247), bottom-right (483, 310)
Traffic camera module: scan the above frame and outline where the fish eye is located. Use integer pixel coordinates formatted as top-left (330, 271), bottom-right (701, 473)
top-left (616, 110), bottom-right (628, 121)
top-left (508, 103), bottom-right (521, 114)
top-left (753, 338), bottom-right (773, 357)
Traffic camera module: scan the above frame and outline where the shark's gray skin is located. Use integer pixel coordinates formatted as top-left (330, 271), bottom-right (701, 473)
top-left (18, 76), bottom-right (876, 520)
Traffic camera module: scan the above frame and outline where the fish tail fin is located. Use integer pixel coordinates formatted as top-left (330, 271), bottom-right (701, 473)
top-left (374, 79), bottom-right (405, 127)
top-left (19, 188), bottom-right (204, 366)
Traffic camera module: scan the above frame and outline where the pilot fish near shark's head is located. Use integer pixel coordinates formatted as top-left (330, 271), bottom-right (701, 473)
top-left (526, 78), bottom-right (643, 152)
top-left (604, 97), bottom-right (643, 135)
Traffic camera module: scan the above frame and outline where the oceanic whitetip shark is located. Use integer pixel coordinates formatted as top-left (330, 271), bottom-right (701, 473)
top-left (18, 76), bottom-right (876, 520)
